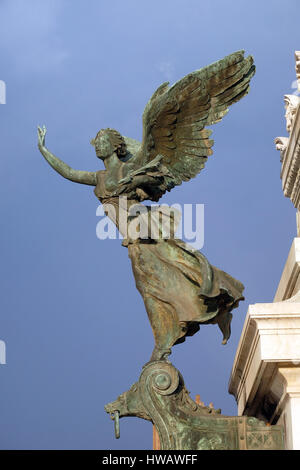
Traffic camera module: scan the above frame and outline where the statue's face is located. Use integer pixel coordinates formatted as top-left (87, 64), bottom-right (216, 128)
top-left (94, 132), bottom-right (114, 160)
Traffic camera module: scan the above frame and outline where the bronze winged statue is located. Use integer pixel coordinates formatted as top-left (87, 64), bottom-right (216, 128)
top-left (38, 50), bottom-right (255, 362)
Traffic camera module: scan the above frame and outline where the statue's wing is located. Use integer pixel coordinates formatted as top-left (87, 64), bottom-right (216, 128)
top-left (139, 50), bottom-right (255, 190)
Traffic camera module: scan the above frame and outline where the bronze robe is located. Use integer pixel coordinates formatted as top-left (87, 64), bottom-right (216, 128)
top-left (95, 172), bottom-right (244, 358)
top-left (127, 237), bottom-right (244, 350)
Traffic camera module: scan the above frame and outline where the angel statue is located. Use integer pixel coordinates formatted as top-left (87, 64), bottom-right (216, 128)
top-left (38, 50), bottom-right (255, 363)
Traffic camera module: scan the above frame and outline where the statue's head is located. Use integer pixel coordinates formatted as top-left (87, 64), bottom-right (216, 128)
top-left (90, 128), bottom-right (127, 160)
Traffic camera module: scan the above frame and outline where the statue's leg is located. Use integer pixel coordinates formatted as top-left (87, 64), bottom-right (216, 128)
top-left (144, 296), bottom-right (186, 361)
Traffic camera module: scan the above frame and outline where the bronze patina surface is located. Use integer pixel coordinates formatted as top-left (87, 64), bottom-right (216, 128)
top-left (105, 361), bottom-right (284, 450)
top-left (37, 51), bottom-right (284, 449)
top-left (38, 50), bottom-right (254, 362)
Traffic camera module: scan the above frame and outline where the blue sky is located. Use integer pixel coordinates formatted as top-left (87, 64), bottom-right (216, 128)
top-left (0, 0), bottom-right (299, 450)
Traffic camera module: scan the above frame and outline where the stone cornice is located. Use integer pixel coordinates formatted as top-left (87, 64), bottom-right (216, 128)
top-left (275, 51), bottom-right (300, 211)
top-left (274, 238), bottom-right (300, 302)
top-left (228, 302), bottom-right (300, 416)
top-left (295, 51), bottom-right (300, 91)
top-left (281, 103), bottom-right (300, 207)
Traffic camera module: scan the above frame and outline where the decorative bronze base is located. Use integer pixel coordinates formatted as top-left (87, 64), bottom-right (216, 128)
top-left (105, 361), bottom-right (284, 450)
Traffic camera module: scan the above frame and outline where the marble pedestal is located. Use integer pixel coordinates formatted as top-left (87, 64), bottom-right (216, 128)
top-left (229, 238), bottom-right (300, 450)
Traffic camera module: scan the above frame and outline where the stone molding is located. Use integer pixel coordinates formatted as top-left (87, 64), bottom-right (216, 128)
top-left (229, 302), bottom-right (300, 413)
top-left (295, 51), bottom-right (300, 92)
top-left (275, 51), bottom-right (300, 210)
top-left (228, 301), bottom-right (300, 449)
top-left (274, 238), bottom-right (300, 301)
top-left (280, 102), bottom-right (300, 208)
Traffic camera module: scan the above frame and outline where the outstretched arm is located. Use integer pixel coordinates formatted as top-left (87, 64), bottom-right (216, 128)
top-left (37, 126), bottom-right (97, 186)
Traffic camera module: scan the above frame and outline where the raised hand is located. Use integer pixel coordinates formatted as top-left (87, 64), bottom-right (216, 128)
top-left (37, 124), bottom-right (97, 186)
top-left (37, 125), bottom-right (47, 149)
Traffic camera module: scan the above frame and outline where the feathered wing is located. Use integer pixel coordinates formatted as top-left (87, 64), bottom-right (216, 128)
top-left (132, 50), bottom-right (255, 199)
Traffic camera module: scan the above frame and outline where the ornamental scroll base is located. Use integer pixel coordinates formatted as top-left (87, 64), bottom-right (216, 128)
top-left (105, 361), bottom-right (285, 450)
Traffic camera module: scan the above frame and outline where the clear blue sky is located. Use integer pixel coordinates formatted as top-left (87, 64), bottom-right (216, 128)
top-left (0, 0), bottom-right (299, 450)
